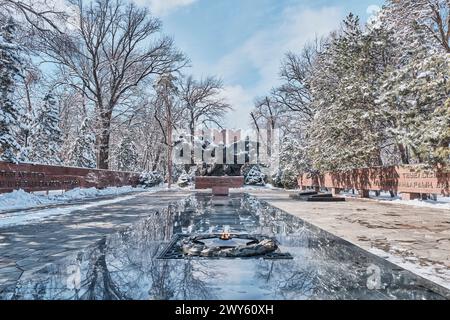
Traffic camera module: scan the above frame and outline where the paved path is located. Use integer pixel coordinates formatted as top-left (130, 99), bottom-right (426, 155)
top-left (0, 191), bottom-right (191, 287)
top-left (247, 189), bottom-right (450, 289)
top-left (2, 188), bottom-right (449, 293)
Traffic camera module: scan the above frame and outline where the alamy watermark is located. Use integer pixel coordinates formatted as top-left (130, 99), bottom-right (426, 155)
top-left (66, 263), bottom-right (81, 291)
top-left (366, 264), bottom-right (382, 290)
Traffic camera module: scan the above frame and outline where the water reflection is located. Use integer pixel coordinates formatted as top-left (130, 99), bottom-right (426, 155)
top-left (0, 194), bottom-right (448, 300)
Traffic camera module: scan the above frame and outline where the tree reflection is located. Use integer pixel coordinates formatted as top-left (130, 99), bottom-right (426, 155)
top-left (0, 194), bottom-right (446, 300)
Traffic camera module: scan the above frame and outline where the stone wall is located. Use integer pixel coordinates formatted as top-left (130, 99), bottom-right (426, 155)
top-left (195, 176), bottom-right (244, 189)
top-left (298, 165), bottom-right (450, 200)
top-left (0, 161), bottom-right (140, 194)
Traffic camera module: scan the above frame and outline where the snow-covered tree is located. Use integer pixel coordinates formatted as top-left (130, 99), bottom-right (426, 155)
top-left (308, 14), bottom-right (386, 171)
top-left (116, 135), bottom-right (138, 172)
top-left (278, 135), bottom-right (310, 188)
top-left (377, 8), bottom-right (450, 165)
top-left (178, 75), bottom-right (231, 164)
top-left (29, 91), bottom-right (62, 164)
top-left (241, 164), bottom-right (266, 186)
top-left (383, 0), bottom-right (449, 53)
top-left (68, 117), bottom-right (96, 168)
top-left (139, 171), bottom-right (163, 188)
top-left (254, 5), bottom-right (448, 173)
top-left (38, 0), bottom-right (186, 169)
top-left (425, 95), bottom-right (450, 164)
top-left (0, 17), bottom-right (22, 163)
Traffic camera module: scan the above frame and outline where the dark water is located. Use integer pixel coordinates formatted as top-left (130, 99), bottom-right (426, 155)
top-left (1, 193), bottom-right (448, 300)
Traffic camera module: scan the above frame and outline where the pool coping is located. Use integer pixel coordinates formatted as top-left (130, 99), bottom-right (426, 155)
top-left (245, 191), bottom-right (450, 299)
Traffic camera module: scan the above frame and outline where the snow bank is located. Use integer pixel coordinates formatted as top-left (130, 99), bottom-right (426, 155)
top-left (0, 186), bottom-right (169, 227)
top-left (0, 194), bottom-right (140, 228)
top-left (0, 186), bottom-right (145, 213)
top-left (61, 186), bottom-right (142, 200)
top-left (0, 189), bottom-right (55, 211)
top-left (391, 197), bottom-right (450, 210)
top-left (342, 191), bottom-right (450, 210)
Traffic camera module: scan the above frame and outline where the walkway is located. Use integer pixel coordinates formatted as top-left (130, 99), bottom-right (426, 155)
top-left (2, 188), bottom-right (449, 293)
top-left (0, 190), bottom-right (191, 288)
top-left (247, 189), bottom-right (450, 289)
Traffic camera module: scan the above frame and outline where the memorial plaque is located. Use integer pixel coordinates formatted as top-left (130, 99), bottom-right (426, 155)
top-left (0, 161), bottom-right (140, 194)
top-left (195, 176), bottom-right (244, 189)
top-left (298, 165), bottom-right (450, 197)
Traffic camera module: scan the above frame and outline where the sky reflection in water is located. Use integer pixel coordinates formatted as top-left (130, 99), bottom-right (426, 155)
top-left (1, 194), bottom-right (448, 300)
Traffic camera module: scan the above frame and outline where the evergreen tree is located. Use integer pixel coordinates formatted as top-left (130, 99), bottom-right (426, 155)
top-left (117, 135), bottom-right (138, 171)
top-left (378, 25), bottom-right (450, 165)
top-left (68, 117), bottom-right (96, 168)
top-left (255, 3), bottom-right (449, 173)
top-left (308, 14), bottom-right (386, 171)
top-left (383, 0), bottom-right (449, 54)
top-left (29, 92), bottom-right (62, 164)
top-left (425, 95), bottom-right (450, 164)
top-left (0, 18), bottom-right (22, 163)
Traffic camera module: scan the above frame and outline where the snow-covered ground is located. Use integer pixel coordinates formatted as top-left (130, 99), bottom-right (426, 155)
top-left (0, 186), bottom-right (173, 228)
top-left (391, 196), bottom-right (450, 210)
top-left (0, 186), bottom-right (146, 213)
top-left (0, 193), bottom-right (140, 228)
top-left (341, 190), bottom-right (450, 210)
top-left (241, 183), bottom-right (279, 190)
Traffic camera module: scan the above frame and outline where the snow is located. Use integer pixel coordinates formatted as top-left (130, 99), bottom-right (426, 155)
top-left (391, 196), bottom-right (450, 210)
top-left (0, 186), bottom-right (174, 228)
top-left (0, 194), bottom-right (139, 228)
top-left (0, 189), bottom-right (54, 211)
top-left (417, 71), bottom-right (433, 79)
top-left (0, 184), bottom-right (199, 227)
top-left (368, 247), bottom-right (450, 290)
top-left (341, 190), bottom-right (450, 210)
top-left (0, 186), bottom-right (146, 213)
top-left (244, 165), bottom-right (266, 185)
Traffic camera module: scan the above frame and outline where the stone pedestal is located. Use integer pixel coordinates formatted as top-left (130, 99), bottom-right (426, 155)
top-left (358, 189), bottom-right (370, 198)
top-left (331, 188), bottom-right (342, 196)
top-left (401, 193), bottom-right (427, 201)
top-left (212, 186), bottom-right (229, 196)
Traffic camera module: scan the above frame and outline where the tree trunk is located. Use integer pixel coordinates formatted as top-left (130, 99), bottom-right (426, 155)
top-left (97, 131), bottom-right (110, 169)
top-left (152, 150), bottom-right (160, 171)
top-left (166, 99), bottom-right (173, 189)
top-left (398, 143), bottom-right (409, 164)
top-left (97, 111), bottom-right (112, 169)
top-left (190, 121), bottom-right (195, 165)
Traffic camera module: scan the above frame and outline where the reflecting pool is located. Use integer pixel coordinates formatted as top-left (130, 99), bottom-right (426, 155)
top-left (1, 194), bottom-right (448, 300)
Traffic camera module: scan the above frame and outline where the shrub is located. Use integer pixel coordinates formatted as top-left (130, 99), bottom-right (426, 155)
top-left (139, 171), bottom-right (163, 188)
top-left (241, 164), bottom-right (266, 186)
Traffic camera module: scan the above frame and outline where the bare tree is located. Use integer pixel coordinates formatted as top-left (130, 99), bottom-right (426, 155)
top-left (385, 0), bottom-right (450, 53)
top-left (250, 96), bottom-right (287, 157)
top-left (37, 0), bottom-right (187, 169)
top-left (271, 40), bottom-right (323, 124)
top-left (251, 96), bottom-right (282, 131)
top-left (178, 75), bottom-right (231, 165)
top-left (153, 73), bottom-right (181, 188)
top-left (0, 0), bottom-right (69, 32)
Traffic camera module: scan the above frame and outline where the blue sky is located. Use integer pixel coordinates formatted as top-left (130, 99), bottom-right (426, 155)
top-left (139, 0), bottom-right (385, 128)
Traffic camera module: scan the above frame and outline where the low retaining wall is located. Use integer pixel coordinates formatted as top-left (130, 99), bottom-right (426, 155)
top-left (0, 161), bottom-right (140, 194)
top-left (298, 165), bottom-right (450, 200)
top-left (195, 176), bottom-right (244, 195)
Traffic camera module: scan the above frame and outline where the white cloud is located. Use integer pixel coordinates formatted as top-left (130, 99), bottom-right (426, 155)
top-left (219, 85), bottom-right (255, 129)
top-left (135, 0), bottom-right (198, 16)
top-left (214, 5), bottom-right (343, 129)
top-left (366, 4), bottom-right (381, 25)
top-left (366, 4), bottom-right (381, 15)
